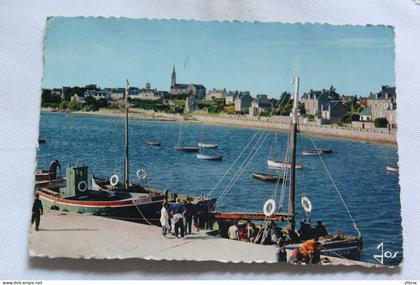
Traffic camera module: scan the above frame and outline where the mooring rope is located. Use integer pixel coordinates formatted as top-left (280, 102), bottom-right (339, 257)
top-left (133, 202), bottom-right (155, 226)
top-left (309, 138), bottom-right (361, 237)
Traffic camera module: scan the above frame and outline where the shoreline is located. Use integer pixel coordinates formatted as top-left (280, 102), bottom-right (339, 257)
top-left (41, 108), bottom-right (397, 145)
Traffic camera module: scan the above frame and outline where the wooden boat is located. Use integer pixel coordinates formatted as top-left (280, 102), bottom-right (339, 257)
top-left (212, 77), bottom-right (362, 261)
top-left (267, 159), bottom-right (303, 169)
top-left (386, 165), bottom-right (399, 173)
top-left (35, 80), bottom-right (216, 225)
top-left (314, 148), bottom-right (333, 154)
top-left (175, 121), bottom-right (200, 152)
top-left (198, 143), bottom-right (218, 148)
top-left (252, 172), bottom-right (284, 182)
top-left (302, 150), bottom-right (321, 156)
top-left (175, 146), bottom-right (200, 152)
top-left (147, 141), bottom-right (161, 146)
top-left (196, 153), bottom-right (223, 160)
top-left (195, 124), bottom-right (223, 159)
top-left (285, 238), bottom-right (362, 261)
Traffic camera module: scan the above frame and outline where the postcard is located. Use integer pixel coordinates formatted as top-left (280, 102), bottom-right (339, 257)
top-left (30, 17), bottom-right (401, 267)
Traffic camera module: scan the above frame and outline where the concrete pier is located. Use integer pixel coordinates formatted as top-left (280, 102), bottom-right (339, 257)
top-left (29, 210), bottom-right (380, 267)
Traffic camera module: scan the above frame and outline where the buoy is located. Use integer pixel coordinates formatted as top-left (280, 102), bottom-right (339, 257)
top-left (263, 199), bottom-right (276, 217)
top-left (301, 196), bottom-right (312, 213)
top-left (77, 180), bottom-right (88, 192)
top-left (110, 174), bottom-right (119, 187)
top-left (136, 169), bottom-right (148, 180)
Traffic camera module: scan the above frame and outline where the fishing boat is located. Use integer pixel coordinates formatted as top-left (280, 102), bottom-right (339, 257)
top-left (147, 141), bottom-right (161, 146)
top-left (196, 123), bottom-right (223, 160)
top-left (302, 150), bottom-right (321, 156)
top-left (314, 148), bottom-right (333, 154)
top-left (35, 80), bottom-right (216, 224)
top-left (196, 153), bottom-right (223, 161)
top-left (211, 76), bottom-right (362, 262)
top-left (198, 143), bottom-right (218, 148)
top-left (175, 121), bottom-right (200, 152)
top-left (175, 146), bottom-right (200, 152)
top-left (252, 172), bottom-right (284, 182)
top-left (267, 159), bottom-right (303, 169)
top-left (386, 165), bottom-right (399, 173)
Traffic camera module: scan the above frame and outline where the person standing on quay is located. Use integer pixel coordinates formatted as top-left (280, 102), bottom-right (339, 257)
top-left (160, 202), bottom-right (170, 238)
top-left (184, 199), bottom-right (193, 235)
top-left (31, 193), bottom-right (43, 231)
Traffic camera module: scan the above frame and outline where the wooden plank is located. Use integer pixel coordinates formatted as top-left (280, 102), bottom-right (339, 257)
top-left (211, 212), bottom-right (292, 221)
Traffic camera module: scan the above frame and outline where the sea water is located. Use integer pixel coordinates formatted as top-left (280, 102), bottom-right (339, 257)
top-left (37, 111), bottom-right (402, 265)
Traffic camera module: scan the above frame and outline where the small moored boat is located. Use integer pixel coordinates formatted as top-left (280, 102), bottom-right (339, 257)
top-left (175, 146), bottom-right (200, 152)
top-left (196, 153), bottom-right (223, 160)
top-left (38, 138), bottom-right (46, 144)
top-left (198, 143), bottom-right (218, 148)
top-left (386, 165), bottom-right (399, 173)
top-left (147, 141), bottom-right (161, 146)
top-left (267, 159), bottom-right (303, 169)
top-left (252, 172), bottom-right (284, 182)
top-left (314, 148), bottom-right (333, 154)
top-left (302, 150), bottom-right (320, 156)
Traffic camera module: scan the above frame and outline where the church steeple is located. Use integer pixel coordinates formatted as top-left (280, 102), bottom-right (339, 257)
top-left (171, 65), bottom-right (176, 87)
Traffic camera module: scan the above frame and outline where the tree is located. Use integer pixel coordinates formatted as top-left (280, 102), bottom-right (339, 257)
top-left (41, 89), bottom-right (61, 105)
top-left (341, 114), bottom-right (360, 124)
top-left (374, 118), bottom-right (388, 128)
top-left (273, 92), bottom-right (292, 115)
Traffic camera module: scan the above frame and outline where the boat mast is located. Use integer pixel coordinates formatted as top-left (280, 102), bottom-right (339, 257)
top-left (288, 76), bottom-right (300, 232)
top-left (124, 79), bottom-right (129, 190)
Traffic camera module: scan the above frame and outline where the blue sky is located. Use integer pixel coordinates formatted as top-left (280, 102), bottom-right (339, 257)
top-left (43, 17), bottom-right (395, 97)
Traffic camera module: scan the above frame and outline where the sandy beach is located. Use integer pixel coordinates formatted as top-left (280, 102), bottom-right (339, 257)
top-left (41, 108), bottom-right (397, 144)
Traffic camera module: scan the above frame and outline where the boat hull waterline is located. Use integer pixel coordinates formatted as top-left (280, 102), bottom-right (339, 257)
top-left (198, 143), bottom-right (218, 148)
top-left (196, 153), bottom-right (223, 160)
top-left (267, 160), bottom-right (304, 169)
top-left (175, 146), bottom-right (200, 153)
top-left (252, 172), bottom-right (284, 182)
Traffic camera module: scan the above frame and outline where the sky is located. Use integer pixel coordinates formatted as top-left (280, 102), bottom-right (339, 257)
top-left (43, 17), bottom-right (396, 97)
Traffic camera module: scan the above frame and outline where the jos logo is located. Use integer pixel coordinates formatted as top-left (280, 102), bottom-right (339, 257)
top-left (373, 242), bottom-right (399, 264)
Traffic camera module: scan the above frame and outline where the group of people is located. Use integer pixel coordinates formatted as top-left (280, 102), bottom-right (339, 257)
top-left (298, 220), bottom-right (328, 241)
top-left (160, 198), bottom-right (210, 239)
top-left (226, 219), bottom-right (330, 264)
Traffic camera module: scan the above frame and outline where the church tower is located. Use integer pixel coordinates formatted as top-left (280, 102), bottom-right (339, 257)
top-left (171, 65), bottom-right (176, 88)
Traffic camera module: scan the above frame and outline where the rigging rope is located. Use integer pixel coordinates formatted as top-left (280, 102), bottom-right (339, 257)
top-left (207, 129), bottom-right (262, 197)
top-left (308, 138), bottom-right (361, 237)
top-left (216, 131), bottom-right (269, 206)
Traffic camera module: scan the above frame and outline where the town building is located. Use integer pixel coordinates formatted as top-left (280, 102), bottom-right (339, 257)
top-left (185, 95), bottom-right (199, 112)
top-left (225, 91), bottom-right (237, 105)
top-left (129, 83), bottom-right (162, 101)
top-left (320, 100), bottom-right (348, 122)
top-left (109, 88), bottom-right (125, 101)
top-left (341, 95), bottom-right (357, 103)
top-left (301, 90), bottom-right (331, 116)
top-left (226, 90), bottom-right (250, 105)
top-left (255, 94), bottom-right (273, 111)
top-left (51, 88), bottom-right (63, 97)
top-left (359, 106), bottom-right (372, 121)
top-left (206, 88), bottom-right (227, 100)
top-left (234, 93), bottom-right (253, 113)
top-left (84, 89), bottom-right (111, 100)
top-left (367, 85), bottom-right (397, 127)
top-left (70, 94), bottom-right (85, 103)
top-left (170, 65), bottom-right (206, 99)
